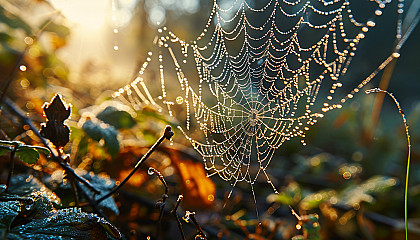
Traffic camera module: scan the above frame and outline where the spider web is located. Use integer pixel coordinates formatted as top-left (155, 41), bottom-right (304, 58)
top-left (114, 0), bottom-right (406, 199)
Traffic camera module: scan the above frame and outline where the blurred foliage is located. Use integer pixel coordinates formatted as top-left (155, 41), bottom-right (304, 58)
top-left (0, 0), bottom-right (420, 239)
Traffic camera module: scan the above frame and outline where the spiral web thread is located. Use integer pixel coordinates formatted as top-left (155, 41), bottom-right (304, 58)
top-left (113, 0), bottom-right (406, 202)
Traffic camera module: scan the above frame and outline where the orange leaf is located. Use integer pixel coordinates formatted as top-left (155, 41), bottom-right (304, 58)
top-left (167, 148), bottom-right (216, 209)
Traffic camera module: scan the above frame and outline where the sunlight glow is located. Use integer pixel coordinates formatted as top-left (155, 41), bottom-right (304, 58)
top-left (50, 0), bottom-right (108, 29)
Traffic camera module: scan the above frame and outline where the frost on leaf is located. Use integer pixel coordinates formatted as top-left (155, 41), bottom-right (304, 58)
top-left (45, 169), bottom-right (119, 215)
top-left (0, 176), bottom-right (121, 239)
top-left (0, 198), bottom-right (21, 237)
top-left (8, 175), bottom-right (61, 207)
top-left (40, 94), bottom-right (71, 149)
top-left (8, 206), bottom-right (121, 239)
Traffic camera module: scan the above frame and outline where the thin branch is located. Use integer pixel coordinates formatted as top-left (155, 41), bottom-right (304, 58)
top-left (119, 190), bottom-right (225, 239)
top-left (171, 195), bottom-right (186, 240)
top-left (289, 205), bottom-right (302, 221)
top-left (184, 211), bottom-right (206, 239)
top-left (148, 167), bottom-right (168, 238)
top-left (96, 126), bottom-right (174, 204)
top-left (68, 176), bottom-right (80, 207)
top-left (5, 145), bottom-right (17, 193)
top-left (148, 167), bottom-right (168, 195)
top-left (366, 88), bottom-right (411, 240)
top-left (2, 96), bottom-right (100, 195)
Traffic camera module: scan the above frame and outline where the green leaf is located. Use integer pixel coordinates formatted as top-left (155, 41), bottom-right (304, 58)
top-left (29, 146), bottom-right (50, 156)
top-left (15, 147), bottom-right (39, 165)
top-left (300, 190), bottom-right (335, 210)
top-left (0, 32), bottom-right (12, 42)
top-left (0, 142), bottom-right (49, 162)
top-left (267, 192), bottom-right (294, 205)
top-left (82, 120), bottom-right (120, 157)
top-left (338, 175), bottom-right (398, 207)
top-left (82, 120), bottom-right (102, 141)
top-left (97, 106), bottom-right (136, 130)
top-left (267, 181), bottom-right (302, 206)
top-left (101, 127), bottom-right (120, 158)
top-left (40, 21), bottom-right (70, 38)
top-left (0, 6), bottom-right (32, 34)
top-left (0, 145), bottom-right (13, 156)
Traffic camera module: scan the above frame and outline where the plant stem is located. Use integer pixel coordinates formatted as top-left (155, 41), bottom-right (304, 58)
top-left (2, 96), bottom-right (100, 194)
top-left (5, 146), bottom-right (17, 193)
top-left (366, 88), bottom-right (411, 240)
top-left (148, 167), bottom-right (169, 238)
top-left (59, 161), bottom-right (100, 194)
top-left (189, 212), bottom-right (206, 239)
top-left (171, 195), bottom-right (186, 240)
top-left (96, 126), bottom-right (174, 204)
top-left (69, 177), bottom-right (80, 206)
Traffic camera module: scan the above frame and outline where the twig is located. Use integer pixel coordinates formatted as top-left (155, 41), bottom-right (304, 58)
top-left (59, 162), bottom-right (100, 194)
top-left (2, 96), bottom-right (100, 195)
top-left (96, 126), bottom-right (174, 204)
top-left (61, 154), bottom-right (80, 206)
top-left (184, 211), bottom-right (206, 239)
top-left (366, 88), bottom-right (411, 240)
top-left (289, 205), bottom-right (302, 221)
top-left (68, 176), bottom-right (80, 207)
top-left (171, 195), bottom-right (186, 240)
top-left (5, 145), bottom-right (17, 193)
top-left (148, 167), bottom-right (168, 195)
top-left (119, 190), bottom-right (226, 239)
top-left (148, 167), bottom-right (168, 238)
